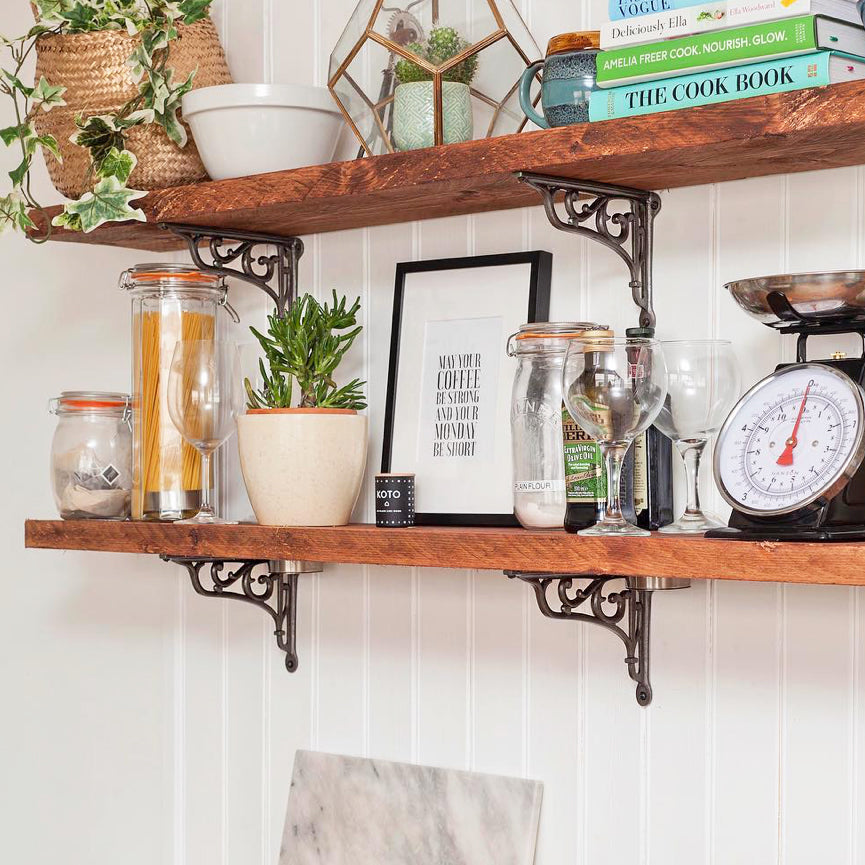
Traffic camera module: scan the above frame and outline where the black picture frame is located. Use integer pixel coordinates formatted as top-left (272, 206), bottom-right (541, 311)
top-left (382, 251), bottom-right (552, 526)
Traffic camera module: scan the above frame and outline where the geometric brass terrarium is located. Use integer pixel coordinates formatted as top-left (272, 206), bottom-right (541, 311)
top-left (328, 0), bottom-right (541, 156)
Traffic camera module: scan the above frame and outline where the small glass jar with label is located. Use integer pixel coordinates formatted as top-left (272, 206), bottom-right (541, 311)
top-left (49, 392), bottom-right (133, 520)
top-left (507, 323), bottom-right (610, 530)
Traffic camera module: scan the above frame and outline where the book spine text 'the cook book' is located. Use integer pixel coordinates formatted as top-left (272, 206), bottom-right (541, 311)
top-left (589, 51), bottom-right (852, 120)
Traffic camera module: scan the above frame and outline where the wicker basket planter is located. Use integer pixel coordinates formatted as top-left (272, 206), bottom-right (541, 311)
top-left (33, 17), bottom-right (231, 199)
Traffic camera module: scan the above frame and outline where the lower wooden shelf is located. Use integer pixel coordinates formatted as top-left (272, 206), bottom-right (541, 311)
top-left (23, 519), bottom-right (865, 587)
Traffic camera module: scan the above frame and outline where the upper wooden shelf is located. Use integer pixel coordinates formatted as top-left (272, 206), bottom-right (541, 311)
top-left (23, 519), bottom-right (865, 587)
top-left (31, 81), bottom-right (865, 252)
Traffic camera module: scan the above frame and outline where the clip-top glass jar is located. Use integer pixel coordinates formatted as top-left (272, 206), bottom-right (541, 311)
top-left (507, 322), bottom-right (610, 530)
top-left (49, 391), bottom-right (132, 520)
top-left (121, 264), bottom-right (230, 521)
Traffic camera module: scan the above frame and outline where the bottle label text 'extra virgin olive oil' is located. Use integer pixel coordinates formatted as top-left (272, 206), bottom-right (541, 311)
top-left (562, 404), bottom-right (606, 532)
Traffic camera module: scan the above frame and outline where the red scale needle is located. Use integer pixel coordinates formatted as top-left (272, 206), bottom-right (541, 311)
top-left (776, 383), bottom-right (811, 467)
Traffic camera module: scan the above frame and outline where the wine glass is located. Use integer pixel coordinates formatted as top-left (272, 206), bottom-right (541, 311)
top-left (654, 340), bottom-right (741, 534)
top-left (167, 339), bottom-right (243, 524)
top-left (562, 336), bottom-right (668, 537)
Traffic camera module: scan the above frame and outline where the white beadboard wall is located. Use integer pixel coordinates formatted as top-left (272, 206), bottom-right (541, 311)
top-left (2, 1), bottom-right (865, 864)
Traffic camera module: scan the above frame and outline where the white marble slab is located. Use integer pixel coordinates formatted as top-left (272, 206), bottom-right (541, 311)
top-left (279, 751), bottom-right (543, 865)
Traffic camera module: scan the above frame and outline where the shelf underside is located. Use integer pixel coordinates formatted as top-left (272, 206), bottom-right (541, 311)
top-left (31, 81), bottom-right (865, 252)
top-left (23, 520), bottom-right (865, 587)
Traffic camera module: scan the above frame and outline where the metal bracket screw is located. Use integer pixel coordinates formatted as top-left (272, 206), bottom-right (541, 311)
top-left (162, 557), bottom-right (322, 672)
top-left (507, 572), bottom-right (658, 706)
top-left (160, 223), bottom-right (305, 316)
top-left (517, 172), bottom-right (662, 330)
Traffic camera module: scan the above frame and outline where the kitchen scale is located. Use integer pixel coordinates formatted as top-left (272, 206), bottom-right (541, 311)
top-left (708, 271), bottom-right (865, 541)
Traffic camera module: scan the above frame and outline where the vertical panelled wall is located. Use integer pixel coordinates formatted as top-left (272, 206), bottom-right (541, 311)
top-left (1, 0), bottom-right (864, 864)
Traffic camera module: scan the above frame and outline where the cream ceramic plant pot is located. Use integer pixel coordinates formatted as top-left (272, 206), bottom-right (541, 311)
top-left (237, 408), bottom-right (368, 526)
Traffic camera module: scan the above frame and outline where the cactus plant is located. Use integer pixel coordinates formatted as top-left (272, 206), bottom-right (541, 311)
top-left (394, 26), bottom-right (478, 86)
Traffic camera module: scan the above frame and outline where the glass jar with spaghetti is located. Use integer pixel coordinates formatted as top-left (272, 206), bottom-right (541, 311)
top-left (121, 264), bottom-right (232, 521)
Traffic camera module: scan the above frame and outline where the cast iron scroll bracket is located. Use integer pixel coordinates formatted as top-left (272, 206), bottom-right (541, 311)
top-left (507, 572), bottom-right (653, 706)
top-left (516, 172), bottom-right (662, 330)
top-left (159, 223), bottom-right (305, 316)
top-left (161, 556), bottom-right (317, 672)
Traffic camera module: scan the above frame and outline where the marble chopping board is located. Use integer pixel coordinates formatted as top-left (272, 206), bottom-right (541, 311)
top-left (279, 750), bottom-right (543, 865)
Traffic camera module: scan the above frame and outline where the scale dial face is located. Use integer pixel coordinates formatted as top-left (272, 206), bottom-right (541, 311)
top-left (715, 363), bottom-right (865, 516)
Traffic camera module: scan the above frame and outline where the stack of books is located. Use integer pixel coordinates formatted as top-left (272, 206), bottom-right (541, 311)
top-left (591, 0), bottom-right (865, 120)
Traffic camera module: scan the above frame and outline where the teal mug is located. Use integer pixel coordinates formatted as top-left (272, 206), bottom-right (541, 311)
top-left (519, 32), bottom-right (601, 128)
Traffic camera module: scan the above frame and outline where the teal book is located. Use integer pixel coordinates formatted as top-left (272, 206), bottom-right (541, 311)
top-left (589, 51), bottom-right (865, 121)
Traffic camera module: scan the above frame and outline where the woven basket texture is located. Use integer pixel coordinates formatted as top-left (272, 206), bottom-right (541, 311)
top-left (33, 17), bottom-right (232, 198)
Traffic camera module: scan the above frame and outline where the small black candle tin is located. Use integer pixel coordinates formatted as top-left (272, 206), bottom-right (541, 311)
top-left (375, 473), bottom-right (415, 528)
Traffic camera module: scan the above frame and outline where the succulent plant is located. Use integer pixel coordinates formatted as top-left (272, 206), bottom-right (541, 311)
top-left (245, 291), bottom-right (367, 411)
top-left (394, 26), bottom-right (478, 86)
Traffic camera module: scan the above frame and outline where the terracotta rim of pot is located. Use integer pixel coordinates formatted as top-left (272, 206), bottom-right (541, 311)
top-left (246, 407), bottom-right (358, 415)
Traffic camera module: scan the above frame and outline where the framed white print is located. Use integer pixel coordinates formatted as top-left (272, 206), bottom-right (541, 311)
top-left (382, 251), bottom-right (552, 526)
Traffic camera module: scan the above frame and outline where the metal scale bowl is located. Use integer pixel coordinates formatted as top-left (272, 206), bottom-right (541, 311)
top-left (709, 271), bottom-right (865, 541)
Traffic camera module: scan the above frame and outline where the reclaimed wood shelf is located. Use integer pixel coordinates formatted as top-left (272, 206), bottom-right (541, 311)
top-left (23, 519), bottom-right (865, 587)
top-left (31, 80), bottom-right (865, 252)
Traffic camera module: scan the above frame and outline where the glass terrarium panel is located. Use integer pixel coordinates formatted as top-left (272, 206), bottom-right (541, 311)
top-left (329, 0), bottom-right (381, 85)
top-left (369, 1), bottom-right (507, 60)
top-left (330, 0), bottom-right (538, 153)
top-left (490, 1), bottom-right (541, 63)
top-left (469, 35), bottom-right (532, 135)
top-left (331, 40), bottom-right (400, 156)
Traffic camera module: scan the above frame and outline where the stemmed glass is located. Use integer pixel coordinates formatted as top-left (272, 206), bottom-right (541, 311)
top-left (167, 339), bottom-right (243, 524)
top-left (563, 336), bottom-right (668, 537)
top-left (654, 340), bottom-right (740, 534)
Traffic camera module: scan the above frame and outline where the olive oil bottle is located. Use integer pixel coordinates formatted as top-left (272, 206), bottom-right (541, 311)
top-left (621, 327), bottom-right (674, 530)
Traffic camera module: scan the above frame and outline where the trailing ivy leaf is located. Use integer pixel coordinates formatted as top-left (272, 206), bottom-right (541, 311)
top-left (122, 108), bottom-right (155, 127)
top-left (0, 123), bottom-right (30, 146)
top-left (31, 0), bottom-right (67, 24)
top-left (35, 133), bottom-right (62, 162)
top-left (0, 194), bottom-right (35, 233)
top-left (63, 3), bottom-right (100, 32)
top-left (0, 69), bottom-right (33, 97)
top-left (141, 68), bottom-right (194, 147)
top-left (71, 114), bottom-right (126, 172)
top-left (63, 175), bottom-right (147, 233)
top-left (98, 146), bottom-right (136, 183)
top-left (8, 158), bottom-right (29, 188)
top-left (51, 208), bottom-right (83, 232)
top-left (32, 76), bottom-right (67, 111)
top-left (179, 0), bottom-right (211, 24)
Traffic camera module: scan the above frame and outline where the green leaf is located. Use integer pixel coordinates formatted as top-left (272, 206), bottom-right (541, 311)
top-left (0, 194), bottom-right (35, 234)
top-left (178, 0), bottom-right (211, 24)
top-left (32, 76), bottom-right (67, 112)
top-left (1, 69), bottom-right (33, 97)
top-left (63, 175), bottom-right (147, 233)
top-left (97, 146), bottom-right (136, 183)
top-left (0, 123), bottom-right (30, 146)
top-left (36, 134), bottom-right (63, 163)
top-left (9, 158), bottom-right (29, 188)
top-left (51, 208), bottom-right (83, 232)
top-left (71, 114), bottom-right (126, 172)
top-left (63, 3), bottom-right (100, 32)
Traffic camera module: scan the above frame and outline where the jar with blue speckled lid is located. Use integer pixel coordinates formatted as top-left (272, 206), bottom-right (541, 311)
top-left (518, 32), bottom-right (600, 128)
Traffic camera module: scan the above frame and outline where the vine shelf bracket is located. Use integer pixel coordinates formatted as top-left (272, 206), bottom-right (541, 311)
top-left (161, 557), bottom-right (322, 672)
top-left (516, 172), bottom-right (662, 330)
top-left (159, 223), bottom-right (305, 316)
top-left (507, 572), bottom-right (689, 706)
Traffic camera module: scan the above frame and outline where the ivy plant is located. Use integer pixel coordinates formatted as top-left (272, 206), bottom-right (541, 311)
top-left (0, 0), bottom-right (213, 238)
top-left (394, 26), bottom-right (479, 86)
top-left (245, 292), bottom-right (367, 411)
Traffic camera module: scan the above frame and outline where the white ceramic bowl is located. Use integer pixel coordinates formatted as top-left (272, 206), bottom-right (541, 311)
top-left (182, 83), bottom-right (344, 180)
